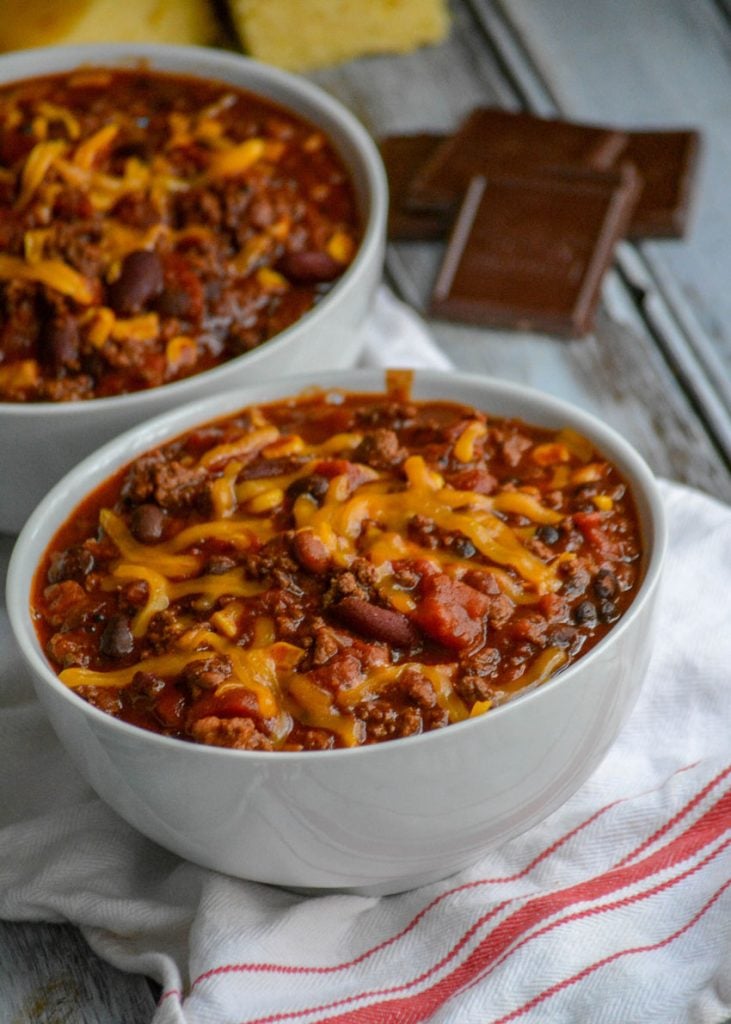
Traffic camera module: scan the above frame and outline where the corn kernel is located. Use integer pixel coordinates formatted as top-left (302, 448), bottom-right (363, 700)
top-left (166, 335), bottom-right (198, 371)
top-left (593, 495), bottom-right (614, 511)
top-left (326, 230), bottom-right (355, 264)
top-left (256, 267), bottom-right (288, 292)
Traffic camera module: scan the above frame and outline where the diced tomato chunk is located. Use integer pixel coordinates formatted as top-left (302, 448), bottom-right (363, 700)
top-left (187, 688), bottom-right (260, 723)
top-left (154, 685), bottom-right (186, 728)
top-left (573, 512), bottom-right (616, 557)
top-left (412, 574), bottom-right (489, 650)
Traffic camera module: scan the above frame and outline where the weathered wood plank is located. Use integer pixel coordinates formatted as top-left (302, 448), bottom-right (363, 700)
top-left (311, 1), bottom-right (731, 500)
top-left (471, 0), bottom-right (731, 430)
top-left (0, 919), bottom-right (156, 1024)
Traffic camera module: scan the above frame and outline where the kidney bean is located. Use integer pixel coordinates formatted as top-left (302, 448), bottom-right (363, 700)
top-left (44, 317), bottom-right (79, 370)
top-left (130, 503), bottom-right (166, 544)
top-left (292, 530), bottom-right (331, 574)
top-left (332, 597), bottom-right (420, 648)
top-left (99, 615), bottom-right (135, 659)
top-left (278, 250), bottom-right (341, 284)
top-left (107, 249), bottom-right (164, 316)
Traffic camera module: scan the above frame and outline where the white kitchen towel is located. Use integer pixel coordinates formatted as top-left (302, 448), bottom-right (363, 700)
top-left (1, 288), bottom-right (729, 1024)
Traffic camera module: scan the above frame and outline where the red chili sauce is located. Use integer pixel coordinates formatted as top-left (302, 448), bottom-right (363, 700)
top-left (0, 68), bottom-right (359, 401)
top-left (32, 388), bottom-right (643, 751)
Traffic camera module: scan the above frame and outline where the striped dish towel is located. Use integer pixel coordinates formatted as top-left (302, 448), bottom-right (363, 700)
top-left (0, 289), bottom-right (728, 1023)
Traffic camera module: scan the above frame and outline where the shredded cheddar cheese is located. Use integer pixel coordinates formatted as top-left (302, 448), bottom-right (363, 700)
top-left (34, 381), bottom-right (643, 755)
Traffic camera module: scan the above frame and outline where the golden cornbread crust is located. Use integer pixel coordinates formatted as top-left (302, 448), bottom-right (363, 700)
top-left (0, 0), bottom-right (218, 52)
top-left (228, 0), bottom-right (451, 72)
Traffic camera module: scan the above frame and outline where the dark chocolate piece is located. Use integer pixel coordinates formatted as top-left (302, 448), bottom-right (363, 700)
top-left (379, 133), bottom-right (452, 240)
top-left (621, 129), bottom-right (701, 238)
top-left (429, 167), bottom-right (640, 337)
top-left (408, 107), bottom-right (628, 210)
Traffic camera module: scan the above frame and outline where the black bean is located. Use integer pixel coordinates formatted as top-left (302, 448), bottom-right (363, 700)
top-left (548, 624), bottom-right (578, 648)
top-left (536, 524), bottom-right (560, 545)
top-left (99, 615), bottom-right (135, 659)
top-left (107, 249), bottom-right (164, 316)
top-left (286, 474), bottom-right (330, 504)
top-left (593, 569), bottom-right (619, 600)
top-left (48, 545), bottom-right (94, 583)
top-left (598, 599), bottom-right (619, 623)
top-left (278, 250), bottom-right (341, 284)
top-left (130, 503), bottom-right (166, 544)
top-left (573, 600), bottom-right (598, 626)
top-left (450, 536), bottom-right (477, 559)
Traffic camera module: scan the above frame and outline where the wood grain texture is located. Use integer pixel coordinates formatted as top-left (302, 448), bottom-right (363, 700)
top-left (0, 920), bottom-right (156, 1023)
top-left (474, 0), bottom-right (731, 432)
top-left (312, 0), bottom-right (731, 500)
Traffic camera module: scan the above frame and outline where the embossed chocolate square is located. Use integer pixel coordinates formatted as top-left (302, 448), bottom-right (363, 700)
top-left (379, 133), bottom-right (452, 241)
top-left (622, 129), bottom-right (701, 238)
top-left (430, 168), bottom-right (640, 337)
top-left (408, 107), bottom-right (628, 210)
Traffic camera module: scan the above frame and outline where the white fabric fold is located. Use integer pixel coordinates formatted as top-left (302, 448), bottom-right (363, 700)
top-left (0, 290), bottom-right (729, 1023)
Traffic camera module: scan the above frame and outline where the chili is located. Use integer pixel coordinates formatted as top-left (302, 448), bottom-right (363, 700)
top-left (33, 384), bottom-right (643, 751)
top-left (0, 68), bottom-right (359, 401)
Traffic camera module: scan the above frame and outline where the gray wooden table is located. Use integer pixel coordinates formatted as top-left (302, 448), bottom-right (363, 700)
top-left (2, 1), bottom-right (730, 1020)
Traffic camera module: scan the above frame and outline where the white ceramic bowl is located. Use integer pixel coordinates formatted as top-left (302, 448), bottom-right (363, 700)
top-left (0, 44), bottom-right (387, 534)
top-left (6, 370), bottom-right (666, 895)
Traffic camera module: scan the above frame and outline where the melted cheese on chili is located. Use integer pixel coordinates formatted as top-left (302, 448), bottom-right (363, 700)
top-left (35, 386), bottom-right (642, 751)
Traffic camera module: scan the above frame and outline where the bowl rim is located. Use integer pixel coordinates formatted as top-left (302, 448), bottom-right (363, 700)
top-left (6, 367), bottom-right (668, 761)
top-left (0, 42), bottom-right (387, 418)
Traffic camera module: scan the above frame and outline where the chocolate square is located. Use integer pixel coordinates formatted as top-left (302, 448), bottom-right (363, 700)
top-left (429, 167), bottom-right (640, 337)
top-left (622, 129), bottom-right (701, 238)
top-left (408, 107), bottom-right (628, 210)
top-left (379, 133), bottom-right (452, 241)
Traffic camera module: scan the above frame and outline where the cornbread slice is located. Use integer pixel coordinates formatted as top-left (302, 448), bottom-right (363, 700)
top-left (0, 0), bottom-right (217, 52)
top-left (228, 0), bottom-right (450, 72)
